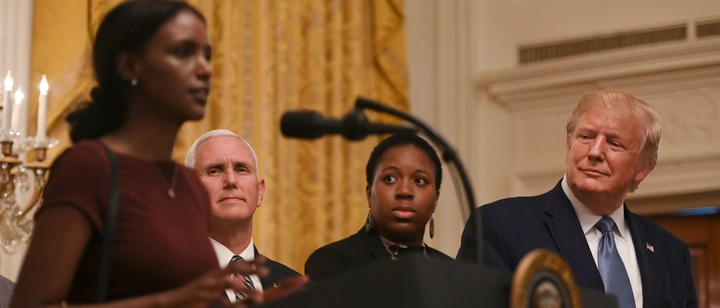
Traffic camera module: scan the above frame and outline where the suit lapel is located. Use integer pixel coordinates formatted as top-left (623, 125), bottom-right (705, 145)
top-left (359, 228), bottom-right (393, 263)
top-left (543, 182), bottom-right (605, 290)
top-left (625, 207), bottom-right (664, 308)
top-left (254, 246), bottom-right (276, 290)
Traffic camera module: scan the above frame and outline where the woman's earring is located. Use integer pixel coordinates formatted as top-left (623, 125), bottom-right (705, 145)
top-left (131, 78), bottom-right (138, 86)
top-left (364, 210), bottom-right (375, 232)
top-left (429, 215), bottom-right (435, 239)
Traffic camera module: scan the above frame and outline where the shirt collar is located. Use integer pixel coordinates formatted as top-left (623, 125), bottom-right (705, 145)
top-left (210, 237), bottom-right (255, 267)
top-left (378, 234), bottom-right (427, 259)
top-left (561, 176), bottom-right (629, 240)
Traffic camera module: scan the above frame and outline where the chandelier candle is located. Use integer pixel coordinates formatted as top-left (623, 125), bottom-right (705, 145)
top-left (37, 75), bottom-right (49, 141)
top-left (2, 71), bottom-right (12, 135)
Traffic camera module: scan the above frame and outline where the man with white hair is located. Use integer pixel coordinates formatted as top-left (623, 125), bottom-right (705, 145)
top-left (186, 129), bottom-right (300, 302)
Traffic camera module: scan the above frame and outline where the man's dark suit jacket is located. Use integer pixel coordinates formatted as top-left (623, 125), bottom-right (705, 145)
top-left (457, 180), bottom-right (697, 307)
top-left (305, 228), bottom-right (453, 282)
top-left (254, 246), bottom-right (300, 289)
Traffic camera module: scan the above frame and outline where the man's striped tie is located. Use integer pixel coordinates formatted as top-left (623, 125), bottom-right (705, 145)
top-left (229, 255), bottom-right (256, 301)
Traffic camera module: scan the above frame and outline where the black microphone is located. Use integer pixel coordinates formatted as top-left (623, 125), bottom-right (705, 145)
top-left (280, 108), bottom-right (414, 140)
top-left (280, 110), bottom-right (341, 139)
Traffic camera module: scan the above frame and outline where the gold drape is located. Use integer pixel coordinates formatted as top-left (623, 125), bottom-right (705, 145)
top-left (30, 0), bottom-right (407, 273)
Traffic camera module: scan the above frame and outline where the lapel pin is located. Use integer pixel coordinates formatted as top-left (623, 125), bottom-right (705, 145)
top-left (646, 242), bottom-right (654, 252)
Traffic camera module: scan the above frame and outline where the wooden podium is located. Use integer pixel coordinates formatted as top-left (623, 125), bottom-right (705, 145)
top-left (260, 252), bottom-right (618, 307)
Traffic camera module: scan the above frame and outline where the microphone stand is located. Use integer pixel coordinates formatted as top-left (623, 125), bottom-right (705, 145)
top-left (355, 97), bottom-right (483, 265)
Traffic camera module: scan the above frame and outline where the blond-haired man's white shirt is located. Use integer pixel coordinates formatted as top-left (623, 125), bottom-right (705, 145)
top-left (210, 238), bottom-right (264, 302)
top-left (562, 176), bottom-right (643, 308)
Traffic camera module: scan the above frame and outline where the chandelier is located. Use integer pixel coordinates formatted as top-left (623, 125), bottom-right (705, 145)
top-left (0, 71), bottom-right (58, 263)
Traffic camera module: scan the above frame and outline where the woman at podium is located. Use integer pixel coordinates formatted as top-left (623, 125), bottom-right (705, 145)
top-left (304, 132), bottom-right (452, 282)
top-left (11, 1), bottom-right (287, 306)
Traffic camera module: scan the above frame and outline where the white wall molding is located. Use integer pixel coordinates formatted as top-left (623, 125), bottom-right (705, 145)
top-left (479, 39), bottom-right (720, 112)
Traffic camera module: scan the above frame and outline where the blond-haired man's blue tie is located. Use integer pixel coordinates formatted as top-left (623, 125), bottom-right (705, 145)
top-left (595, 216), bottom-right (635, 308)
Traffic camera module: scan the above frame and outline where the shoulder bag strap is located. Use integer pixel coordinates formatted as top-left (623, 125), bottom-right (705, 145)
top-left (96, 144), bottom-right (119, 302)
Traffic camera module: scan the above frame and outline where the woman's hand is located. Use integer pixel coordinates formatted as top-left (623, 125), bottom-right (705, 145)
top-left (232, 274), bottom-right (309, 307)
top-left (261, 275), bottom-right (309, 303)
top-left (156, 257), bottom-right (270, 308)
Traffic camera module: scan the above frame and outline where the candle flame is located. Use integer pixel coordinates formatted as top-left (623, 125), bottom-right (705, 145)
top-left (14, 87), bottom-right (24, 102)
top-left (39, 75), bottom-right (49, 94)
top-left (3, 71), bottom-right (12, 89)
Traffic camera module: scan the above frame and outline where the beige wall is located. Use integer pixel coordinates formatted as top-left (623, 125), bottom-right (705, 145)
top-left (406, 0), bottom-right (515, 258)
top-left (406, 0), bottom-right (720, 258)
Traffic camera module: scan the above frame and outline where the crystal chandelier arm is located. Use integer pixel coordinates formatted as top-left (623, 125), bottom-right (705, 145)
top-left (0, 161), bottom-right (14, 196)
top-left (20, 181), bottom-right (43, 217)
top-left (20, 165), bottom-right (50, 217)
top-left (0, 163), bottom-right (11, 222)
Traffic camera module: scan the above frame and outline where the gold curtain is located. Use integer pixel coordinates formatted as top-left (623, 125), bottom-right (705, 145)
top-left (30, 0), bottom-right (408, 273)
